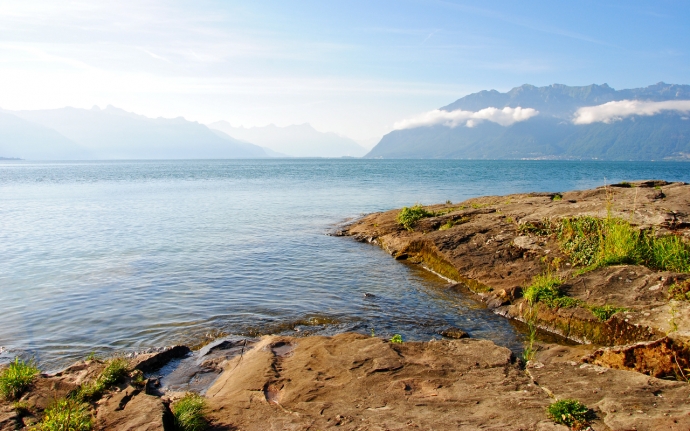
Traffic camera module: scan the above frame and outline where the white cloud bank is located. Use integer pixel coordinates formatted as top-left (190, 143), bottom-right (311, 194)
top-left (393, 106), bottom-right (539, 130)
top-left (573, 100), bottom-right (690, 124)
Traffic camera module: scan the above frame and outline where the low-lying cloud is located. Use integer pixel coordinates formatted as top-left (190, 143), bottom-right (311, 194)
top-left (393, 106), bottom-right (539, 130)
top-left (573, 99), bottom-right (690, 125)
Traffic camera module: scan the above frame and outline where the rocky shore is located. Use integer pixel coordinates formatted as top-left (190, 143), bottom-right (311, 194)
top-left (2, 181), bottom-right (689, 430)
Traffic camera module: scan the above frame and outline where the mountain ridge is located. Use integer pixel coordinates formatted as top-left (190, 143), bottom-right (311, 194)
top-left (1, 106), bottom-right (268, 160)
top-left (366, 82), bottom-right (690, 160)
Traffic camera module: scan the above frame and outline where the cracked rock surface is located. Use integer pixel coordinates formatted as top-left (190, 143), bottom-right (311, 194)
top-left (205, 333), bottom-right (690, 430)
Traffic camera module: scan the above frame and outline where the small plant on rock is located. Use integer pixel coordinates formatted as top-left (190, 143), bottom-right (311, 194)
top-left (521, 318), bottom-right (538, 363)
top-left (396, 204), bottom-right (434, 231)
top-left (439, 220), bottom-right (454, 231)
top-left (0, 358), bottom-right (39, 400)
top-left (590, 305), bottom-right (627, 321)
top-left (76, 357), bottom-right (129, 401)
top-left (523, 273), bottom-right (564, 306)
top-left (669, 279), bottom-right (690, 301)
top-left (546, 398), bottom-right (590, 429)
top-left (172, 393), bottom-right (208, 431)
top-left (390, 334), bottom-right (403, 344)
top-left (36, 398), bottom-right (92, 431)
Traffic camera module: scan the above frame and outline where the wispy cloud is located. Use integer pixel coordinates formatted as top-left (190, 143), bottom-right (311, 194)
top-left (430, 0), bottom-right (617, 47)
top-left (394, 106), bottom-right (538, 130)
top-left (573, 100), bottom-right (690, 124)
top-left (136, 47), bottom-right (171, 63)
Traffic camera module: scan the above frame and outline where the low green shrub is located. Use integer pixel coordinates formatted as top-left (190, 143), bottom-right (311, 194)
top-left (172, 393), bottom-right (208, 431)
top-left (556, 217), bottom-right (603, 266)
top-left (0, 358), bottom-right (39, 400)
top-left (546, 398), bottom-right (589, 429)
top-left (36, 398), bottom-right (92, 431)
top-left (518, 220), bottom-right (554, 236)
top-left (390, 334), bottom-right (403, 344)
top-left (396, 204), bottom-right (434, 231)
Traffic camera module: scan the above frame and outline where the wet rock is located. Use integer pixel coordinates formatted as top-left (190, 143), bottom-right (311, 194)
top-left (439, 327), bottom-right (469, 339)
top-left (156, 338), bottom-right (255, 394)
top-left (485, 288), bottom-right (514, 309)
top-left (131, 345), bottom-right (191, 373)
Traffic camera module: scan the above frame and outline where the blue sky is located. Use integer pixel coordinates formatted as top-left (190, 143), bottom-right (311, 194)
top-left (0, 0), bottom-right (688, 143)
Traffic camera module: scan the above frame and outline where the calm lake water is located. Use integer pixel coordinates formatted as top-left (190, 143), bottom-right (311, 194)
top-left (1, 159), bottom-right (689, 370)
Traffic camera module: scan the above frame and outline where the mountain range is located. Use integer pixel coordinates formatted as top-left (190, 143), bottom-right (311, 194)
top-left (208, 122), bottom-right (368, 158)
top-left (0, 106), bottom-right (267, 160)
top-left (366, 82), bottom-right (690, 160)
top-left (0, 106), bottom-right (369, 160)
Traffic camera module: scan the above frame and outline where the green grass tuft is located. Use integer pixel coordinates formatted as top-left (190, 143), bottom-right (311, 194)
top-left (645, 234), bottom-right (690, 273)
top-left (438, 220), bottom-right (454, 231)
top-left (76, 357), bottom-right (129, 401)
top-left (36, 398), bottom-right (92, 431)
top-left (546, 399), bottom-right (589, 429)
top-left (390, 334), bottom-right (403, 344)
top-left (172, 393), bottom-right (208, 431)
top-left (0, 358), bottom-right (40, 400)
top-left (396, 204), bottom-right (434, 231)
top-left (555, 216), bottom-right (690, 273)
top-left (590, 305), bottom-right (627, 321)
top-left (523, 273), bottom-right (564, 306)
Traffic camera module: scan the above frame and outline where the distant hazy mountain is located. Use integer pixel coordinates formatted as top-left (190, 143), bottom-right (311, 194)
top-left (208, 122), bottom-right (368, 158)
top-left (0, 111), bottom-right (89, 160)
top-left (367, 82), bottom-right (690, 160)
top-left (3, 106), bottom-right (267, 160)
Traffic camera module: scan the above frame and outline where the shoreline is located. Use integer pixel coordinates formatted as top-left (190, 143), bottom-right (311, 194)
top-left (3, 180), bottom-right (690, 430)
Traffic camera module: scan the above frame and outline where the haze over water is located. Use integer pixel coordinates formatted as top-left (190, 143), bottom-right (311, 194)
top-left (2, 159), bottom-right (689, 370)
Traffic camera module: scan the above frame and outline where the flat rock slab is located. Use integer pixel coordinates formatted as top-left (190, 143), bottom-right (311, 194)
top-left (205, 333), bottom-right (690, 430)
top-left (96, 385), bottom-right (172, 431)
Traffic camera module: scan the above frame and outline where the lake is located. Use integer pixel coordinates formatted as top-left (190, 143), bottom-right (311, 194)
top-left (1, 159), bottom-right (688, 370)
